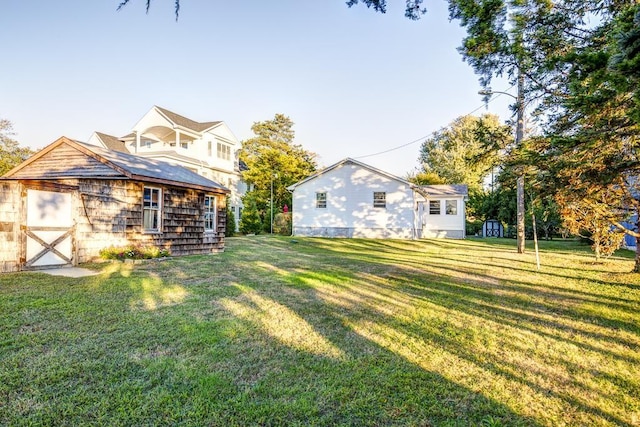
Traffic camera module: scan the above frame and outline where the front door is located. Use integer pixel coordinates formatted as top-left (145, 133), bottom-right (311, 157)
top-left (21, 188), bottom-right (75, 270)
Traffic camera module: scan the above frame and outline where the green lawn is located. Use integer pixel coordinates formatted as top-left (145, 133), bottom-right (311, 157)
top-left (1, 237), bottom-right (638, 426)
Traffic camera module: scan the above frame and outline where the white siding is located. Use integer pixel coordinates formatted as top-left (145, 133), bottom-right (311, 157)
top-left (292, 162), bottom-right (416, 238)
top-left (419, 196), bottom-right (466, 239)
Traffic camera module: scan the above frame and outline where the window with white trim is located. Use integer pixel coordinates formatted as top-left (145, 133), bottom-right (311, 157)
top-left (373, 192), bottom-right (386, 208)
top-left (204, 195), bottom-right (217, 232)
top-left (446, 200), bottom-right (458, 215)
top-left (217, 142), bottom-right (231, 160)
top-left (208, 141), bottom-right (212, 157)
top-left (143, 187), bottom-right (161, 232)
top-left (316, 192), bottom-right (327, 208)
top-left (429, 200), bottom-right (441, 215)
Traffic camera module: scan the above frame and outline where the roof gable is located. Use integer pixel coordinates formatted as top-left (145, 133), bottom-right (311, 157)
top-left (287, 158), bottom-right (411, 191)
top-left (94, 132), bottom-right (130, 153)
top-left (4, 137), bottom-right (229, 193)
top-left (154, 106), bottom-right (221, 133)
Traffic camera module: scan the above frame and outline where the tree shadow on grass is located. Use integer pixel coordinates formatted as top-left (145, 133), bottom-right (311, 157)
top-left (66, 236), bottom-right (639, 426)
top-left (241, 237), bottom-right (640, 426)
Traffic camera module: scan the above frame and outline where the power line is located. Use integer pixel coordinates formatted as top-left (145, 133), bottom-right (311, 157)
top-left (353, 86), bottom-right (515, 160)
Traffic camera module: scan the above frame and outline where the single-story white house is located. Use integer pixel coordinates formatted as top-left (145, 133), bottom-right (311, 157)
top-left (287, 158), bottom-right (468, 239)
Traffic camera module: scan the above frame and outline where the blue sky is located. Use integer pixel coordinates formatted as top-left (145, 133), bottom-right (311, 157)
top-left (1, 0), bottom-right (513, 177)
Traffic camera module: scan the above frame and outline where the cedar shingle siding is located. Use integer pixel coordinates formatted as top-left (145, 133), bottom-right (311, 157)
top-left (0, 137), bottom-right (229, 272)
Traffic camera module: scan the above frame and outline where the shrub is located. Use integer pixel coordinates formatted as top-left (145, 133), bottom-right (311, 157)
top-left (273, 212), bottom-right (292, 235)
top-left (239, 198), bottom-right (262, 235)
top-left (99, 245), bottom-right (170, 261)
top-left (466, 219), bottom-right (484, 236)
top-left (225, 200), bottom-right (236, 237)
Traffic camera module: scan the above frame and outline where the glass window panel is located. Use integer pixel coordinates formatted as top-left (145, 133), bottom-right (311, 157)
top-left (429, 200), bottom-right (441, 215)
top-left (446, 200), bottom-right (458, 215)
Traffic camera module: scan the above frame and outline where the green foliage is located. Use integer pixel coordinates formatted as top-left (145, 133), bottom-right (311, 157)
top-left (556, 194), bottom-right (626, 261)
top-left (406, 170), bottom-right (446, 185)
top-left (239, 194), bottom-right (262, 235)
top-left (273, 212), bottom-right (292, 236)
top-left (529, 196), bottom-right (561, 240)
top-left (239, 114), bottom-right (317, 216)
top-left (527, 4), bottom-right (640, 270)
top-left (225, 197), bottom-right (236, 237)
top-left (0, 119), bottom-right (34, 176)
top-left (418, 114), bottom-right (511, 192)
top-left (99, 244), bottom-right (170, 260)
top-left (346, 0), bottom-right (426, 19)
top-left (466, 219), bottom-right (484, 236)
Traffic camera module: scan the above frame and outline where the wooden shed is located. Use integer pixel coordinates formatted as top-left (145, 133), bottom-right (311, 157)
top-left (0, 137), bottom-right (229, 272)
top-left (482, 219), bottom-right (504, 238)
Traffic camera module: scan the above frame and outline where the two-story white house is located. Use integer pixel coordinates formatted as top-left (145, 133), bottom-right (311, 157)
top-left (88, 106), bottom-right (247, 228)
top-left (287, 158), bottom-right (468, 239)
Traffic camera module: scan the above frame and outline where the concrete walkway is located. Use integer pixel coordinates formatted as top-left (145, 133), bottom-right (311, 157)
top-left (37, 266), bottom-right (100, 278)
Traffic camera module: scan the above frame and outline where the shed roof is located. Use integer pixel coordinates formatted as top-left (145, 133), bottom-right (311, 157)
top-left (3, 137), bottom-right (229, 194)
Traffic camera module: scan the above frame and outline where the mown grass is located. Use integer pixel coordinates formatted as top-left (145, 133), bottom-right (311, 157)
top-left (0, 237), bottom-right (638, 426)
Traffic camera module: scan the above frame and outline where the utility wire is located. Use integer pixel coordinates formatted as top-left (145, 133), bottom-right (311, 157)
top-left (353, 86), bottom-right (515, 160)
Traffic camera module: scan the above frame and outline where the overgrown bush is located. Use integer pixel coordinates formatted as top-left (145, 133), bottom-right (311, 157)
top-left (99, 245), bottom-right (170, 260)
top-left (273, 212), bottom-right (292, 235)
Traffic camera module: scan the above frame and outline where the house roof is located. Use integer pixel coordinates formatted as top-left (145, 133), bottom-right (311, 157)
top-left (155, 106), bottom-right (221, 133)
top-left (3, 136), bottom-right (229, 194)
top-left (416, 184), bottom-right (468, 197)
top-left (287, 158), bottom-right (412, 191)
top-left (287, 158), bottom-right (468, 197)
top-left (94, 132), bottom-right (130, 153)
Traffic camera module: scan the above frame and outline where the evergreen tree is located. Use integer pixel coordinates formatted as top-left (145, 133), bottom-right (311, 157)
top-left (239, 194), bottom-right (262, 235)
top-left (225, 197), bottom-right (236, 237)
top-left (239, 114), bottom-right (317, 217)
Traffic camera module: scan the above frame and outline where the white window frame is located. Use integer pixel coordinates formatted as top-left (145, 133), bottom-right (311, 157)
top-left (316, 192), bottom-right (327, 209)
top-left (208, 141), bottom-right (212, 157)
top-left (217, 142), bottom-right (231, 160)
top-left (429, 200), bottom-right (441, 215)
top-left (373, 192), bottom-right (386, 208)
top-left (445, 199), bottom-right (458, 215)
top-left (143, 187), bottom-right (162, 232)
top-left (204, 195), bottom-right (217, 232)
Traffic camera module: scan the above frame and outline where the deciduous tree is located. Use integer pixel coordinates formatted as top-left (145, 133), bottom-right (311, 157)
top-left (418, 114), bottom-right (510, 192)
top-left (0, 119), bottom-right (33, 176)
top-left (239, 114), bottom-right (317, 227)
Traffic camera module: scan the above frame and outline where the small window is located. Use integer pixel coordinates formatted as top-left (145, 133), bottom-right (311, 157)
top-left (316, 192), bottom-right (327, 208)
top-left (208, 141), bottom-right (212, 157)
top-left (143, 187), bottom-right (161, 232)
top-left (217, 142), bottom-right (231, 160)
top-left (429, 200), bottom-right (441, 215)
top-left (446, 200), bottom-right (458, 215)
top-left (204, 195), bottom-right (217, 232)
top-left (373, 192), bottom-right (386, 208)
top-left (181, 142), bottom-right (188, 149)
